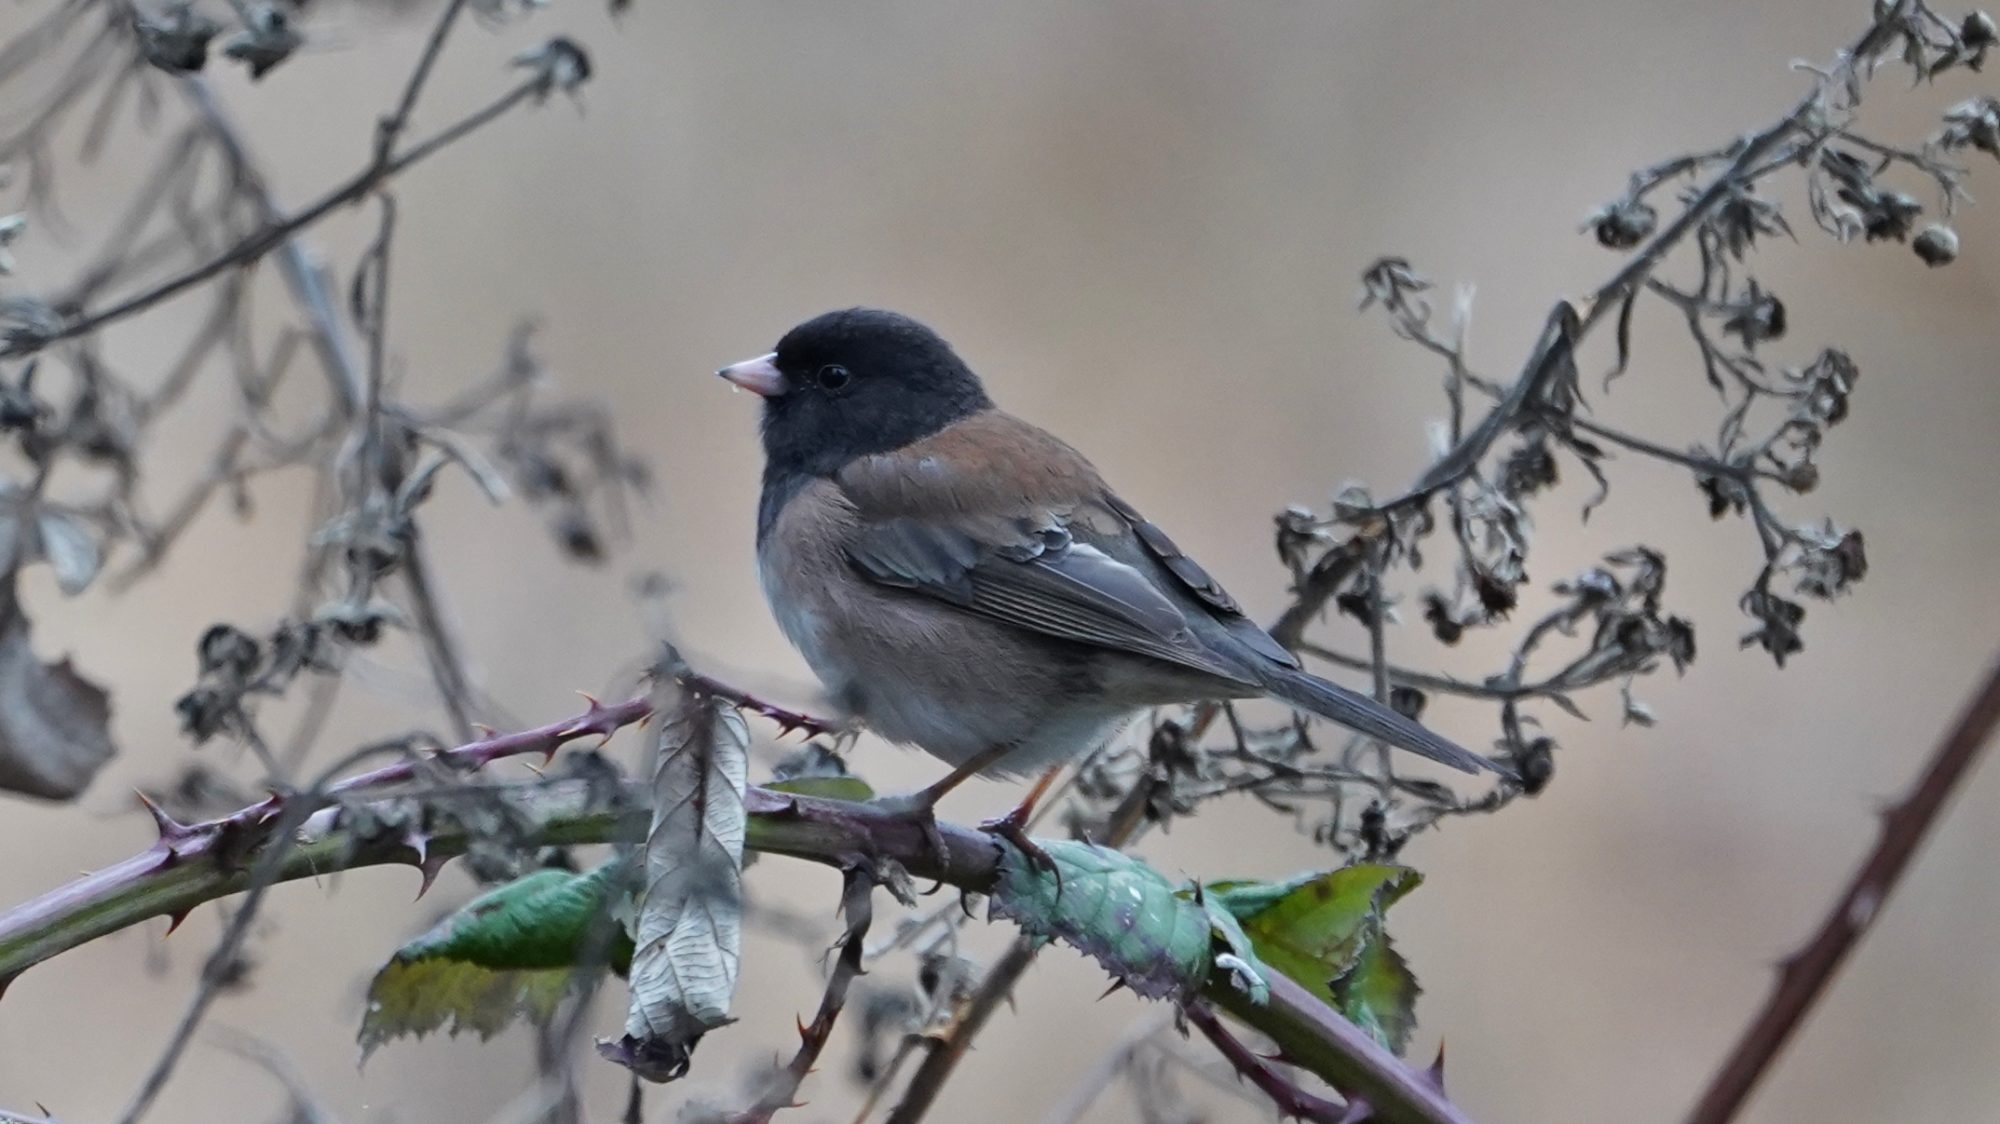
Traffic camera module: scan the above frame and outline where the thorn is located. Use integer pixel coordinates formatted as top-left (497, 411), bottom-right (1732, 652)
top-left (135, 790), bottom-right (194, 843)
top-left (1335, 1095), bottom-right (1374, 1124)
top-left (251, 791), bottom-right (286, 824)
top-left (796, 1014), bottom-right (811, 1039)
top-left (404, 828), bottom-right (430, 866)
top-left (1097, 979), bottom-right (1127, 1000)
top-left (471, 723), bottom-right (499, 739)
top-left (163, 908), bottom-right (192, 936)
top-left (577, 690), bottom-right (603, 712)
top-left (522, 761), bottom-right (548, 779)
top-left (1425, 1041), bottom-right (1446, 1092)
top-left (414, 853), bottom-right (451, 900)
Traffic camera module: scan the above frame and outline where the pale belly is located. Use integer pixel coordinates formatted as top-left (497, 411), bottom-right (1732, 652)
top-left (757, 541), bottom-right (1141, 775)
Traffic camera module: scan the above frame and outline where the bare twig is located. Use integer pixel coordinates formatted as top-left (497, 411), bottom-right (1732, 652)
top-left (212, 1028), bottom-right (345, 1124)
top-left (728, 867), bottom-right (875, 1123)
top-left (403, 530), bottom-right (479, 742)
top-left (4, 65), bottom-right (556, 359)
top-left (1683, 654), bottom-right (2000, 1124)
top-left (1185, 1004), bottom-right (1347, 1123)
top-left (375, 0), bottom-right (471, 162)
top-left (882, 936), bottom-right (1038, 1124)
top-left (111, 789), bottom-right (321, 1124)
top-left (1038, 1010), bottom-right (1176, 1124)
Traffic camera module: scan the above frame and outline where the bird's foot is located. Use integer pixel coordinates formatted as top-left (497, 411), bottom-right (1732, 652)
top-left (978, 767), bottom-right (1062, 890)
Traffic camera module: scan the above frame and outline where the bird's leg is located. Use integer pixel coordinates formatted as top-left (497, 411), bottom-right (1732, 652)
top-left (867, 743), bottom-right (1019, 866)
top-left (978, 766), bottom-right (1062, 881)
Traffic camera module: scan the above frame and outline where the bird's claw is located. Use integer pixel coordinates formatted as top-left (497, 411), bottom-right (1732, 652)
top-left (979, 807), bottom-right (1062, 895)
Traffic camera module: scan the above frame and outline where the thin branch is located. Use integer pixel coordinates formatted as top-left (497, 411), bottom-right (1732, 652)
top-left (881, 738), bottom-right (1162, 1124)
top-left (1038, 1009), bottom-right (1176, 1124)
top-left (1682, 653), bottom-right (2000, 1124)
top-left (0, 694), bottom-right (649, 981)
top-left (728, 867), bottom-right (874, 1123)
top-left (1185, 1004), bottom-right (1348, 1123)
top-left (4, 68), bottom-right (553, 359)
top-left (375, 0), bottom-right (470, 162)
top-left (111, 794), bottom-right (320, 1124)
top-left (882, 936), bottom-right (1038, 1124)
top-left (0, 710), bottom-right (1472, 1124)
top-left (180, 74), bottom-right (368, 414)
top-left (1208, 973), bottom-right (1473, 1124)
top-left (403, 529), bottom-right (478, 742)
top-left (212, 1029), bottom-right (345, 1124)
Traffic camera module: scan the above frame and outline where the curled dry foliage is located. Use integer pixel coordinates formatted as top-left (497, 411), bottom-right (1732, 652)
top-left (0, 2), bottom-right (1990, 1124)
top-left (601, 676), bottom-right (751, 1083)
top-left (0, 575), bottom-right (115, 798)
top-left (1067, 0), bottom-right (1987, 864)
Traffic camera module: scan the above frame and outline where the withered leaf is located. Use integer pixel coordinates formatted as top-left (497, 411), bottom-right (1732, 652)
top-left (0, 579), bottom-right (116, 799)
top-left (600, 679), bottom-right (748, 1082)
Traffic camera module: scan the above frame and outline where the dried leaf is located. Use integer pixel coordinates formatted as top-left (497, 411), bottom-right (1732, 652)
top-left (602, 682), bottom-right (749, 1082)
top-left (0, 580), bottom-right (116, 799)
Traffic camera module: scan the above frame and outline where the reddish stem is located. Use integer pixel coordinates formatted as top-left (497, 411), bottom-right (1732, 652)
top-left (0, 695), bottom-right (652, 992)
top-left (1187, 1003), bottom-right (1352, 1122)
top-left (1683, 654), bottom-right (2000, 1124)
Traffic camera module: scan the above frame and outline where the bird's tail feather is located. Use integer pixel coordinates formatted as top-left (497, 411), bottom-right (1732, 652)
top-left (1259, 667), bottom-right (1514, 779)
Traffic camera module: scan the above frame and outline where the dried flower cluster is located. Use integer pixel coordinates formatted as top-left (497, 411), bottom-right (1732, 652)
top-left (0, 2), bottom-right (1990, 1124)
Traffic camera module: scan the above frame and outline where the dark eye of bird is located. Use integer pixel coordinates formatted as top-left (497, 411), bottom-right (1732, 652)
top-left (815, 364), bottom-right (851, 390)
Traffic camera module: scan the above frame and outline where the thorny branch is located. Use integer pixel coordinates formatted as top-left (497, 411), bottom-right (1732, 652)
top-left (1184, 1004), bottom-right (1350, 1124)
top-left (0, 1), bottom-right (1992, 1123)
top-left (0, 695), bottom-right (1470, 1124)
top-left (0, 692), bottom-right (651, 983)
top-left (726, 868), bottom-right (876, 1124)
top-left (1682, 653), bottom-right (2000, 1124)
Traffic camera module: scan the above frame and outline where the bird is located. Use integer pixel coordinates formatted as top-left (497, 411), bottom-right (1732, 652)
top-left (718, 308), bottom-right (1510, 835)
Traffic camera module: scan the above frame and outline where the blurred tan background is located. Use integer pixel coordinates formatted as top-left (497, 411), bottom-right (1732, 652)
top-left (2, 1), bottom-right (1999, 1122)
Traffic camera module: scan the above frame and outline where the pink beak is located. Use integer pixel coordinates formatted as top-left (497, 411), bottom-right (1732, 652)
top-left (717, 352), bottom-right (785, 397)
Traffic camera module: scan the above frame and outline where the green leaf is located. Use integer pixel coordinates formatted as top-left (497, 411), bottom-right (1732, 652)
top-left (1330, 930), bottom-right (1421, 1054)
top-left (987, 840), bottom-right (1268, 1002)
top-left (763, 775), bottom-right (875, 802)
top-left (359, 862), bottom-right (632, 1060)
top-left (1199, 889), bottom-right (1270, 1006)
top-left (1210, 864), bottom-right (1422, 1051)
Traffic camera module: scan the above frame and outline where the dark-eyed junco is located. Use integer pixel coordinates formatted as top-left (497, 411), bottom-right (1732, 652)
top-left (720, 308), bottom-right (1508, 817)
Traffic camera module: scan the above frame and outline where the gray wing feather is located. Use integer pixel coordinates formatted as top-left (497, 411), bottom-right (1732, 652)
top-left (845, 516), bottom-right (1248, 682)
top-left (1094, 494), bottom-right (1300, 669)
